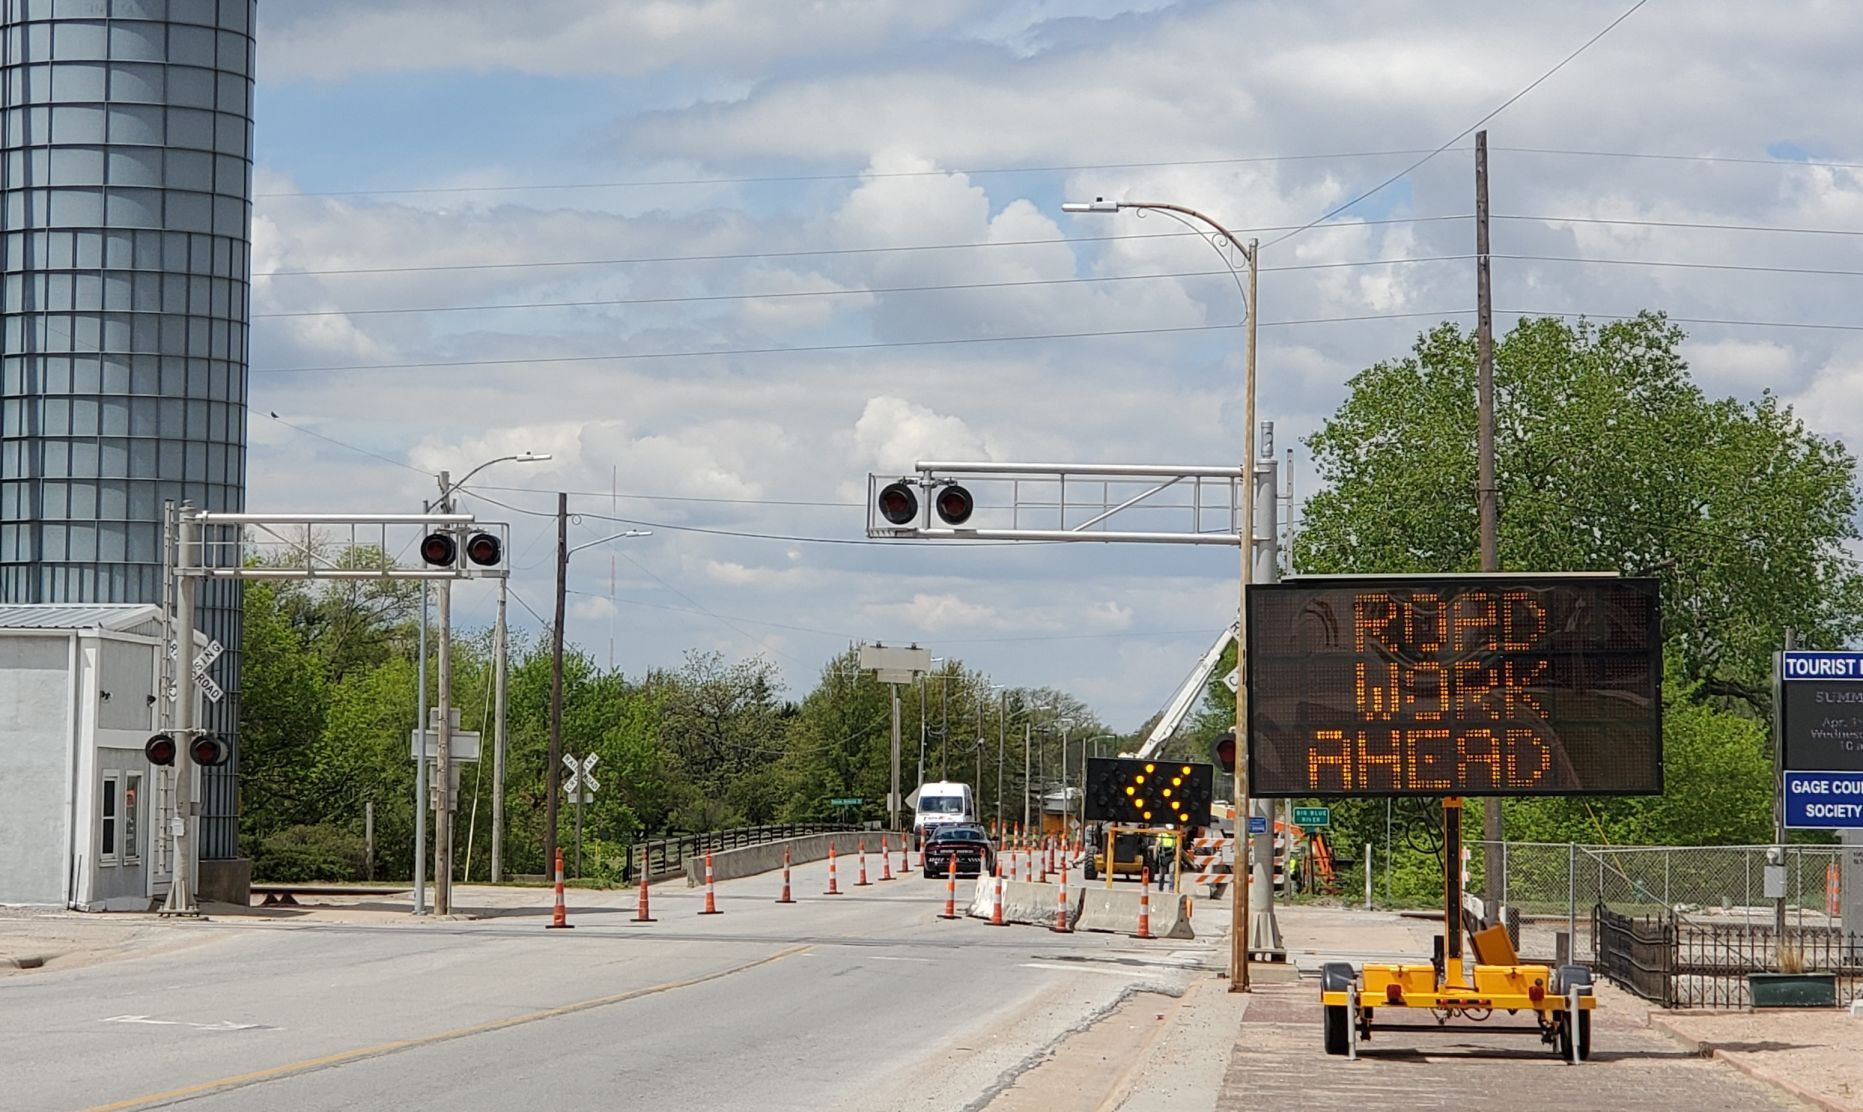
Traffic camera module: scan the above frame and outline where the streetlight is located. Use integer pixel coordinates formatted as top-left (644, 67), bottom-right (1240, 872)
top-left (415, 451), bottom-right (551, 916)
top-left (546, 516), bottom-right (653, 875)
top-left (1062, 195), bottom-right (1260, 992)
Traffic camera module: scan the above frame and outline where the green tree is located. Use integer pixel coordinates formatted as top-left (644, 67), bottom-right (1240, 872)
top-left (1294, 312), bottom-right (1863, 707)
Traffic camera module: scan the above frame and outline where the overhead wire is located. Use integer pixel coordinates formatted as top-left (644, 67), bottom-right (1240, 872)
top-left (253, 144), bottom-right (1863, 202)
top-left (1261, 0), bottom-right (1654, 248)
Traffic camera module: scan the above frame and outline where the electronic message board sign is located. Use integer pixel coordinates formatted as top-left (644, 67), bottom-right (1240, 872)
top-left (1248, 576), bottom-right (1661, 798)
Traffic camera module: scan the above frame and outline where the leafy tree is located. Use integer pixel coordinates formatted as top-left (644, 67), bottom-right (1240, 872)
top-left (1294, 312), bottom-right (1863, 708)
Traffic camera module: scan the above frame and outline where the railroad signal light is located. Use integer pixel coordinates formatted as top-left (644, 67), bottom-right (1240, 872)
top-left (877, 482), bottom-right (919, 526)
top-left (1212, 730), bottom-right (1236, 774)
top-left (464, 532), bottom-right (502, 566)
top-left (145, 733), bottom-right (176, 766)
top-left (190, 734), bottom-right (230, 768)
top-left (420, 532), bottom-right (457, 567)
top-left (934, 484), bottom-right (974, 526)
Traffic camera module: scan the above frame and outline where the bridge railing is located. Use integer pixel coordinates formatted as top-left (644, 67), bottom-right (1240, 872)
top-left (630, 823), bottom-right (859, 883)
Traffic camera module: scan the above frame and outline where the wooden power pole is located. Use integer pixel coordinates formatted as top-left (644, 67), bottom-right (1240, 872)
top-left (1476, 130), bottom-right (1503, 913)
top-left (547, 491), bottom-right (567, 873)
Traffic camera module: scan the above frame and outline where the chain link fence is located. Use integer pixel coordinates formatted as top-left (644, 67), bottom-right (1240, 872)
top-left (1453, 841), bottom-right (1848, 983)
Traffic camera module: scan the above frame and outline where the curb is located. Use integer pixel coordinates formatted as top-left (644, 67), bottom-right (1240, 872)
top-left (1, 953), bottom-right (50, 970)
top-left (1648, 1015), bottom-right (1856, 1112)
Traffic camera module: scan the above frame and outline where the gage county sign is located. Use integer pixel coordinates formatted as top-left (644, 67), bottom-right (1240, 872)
top-left (1247, 576), bottom-right (1663, 798)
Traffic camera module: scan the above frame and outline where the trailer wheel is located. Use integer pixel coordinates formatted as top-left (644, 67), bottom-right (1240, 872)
top-left (1555, 1009), bottom-right (1592, 1061)
top-left (1084, 859), bottom-right (1098, 881)
top-left (1323, 1004), bottom-right (1349, 1056)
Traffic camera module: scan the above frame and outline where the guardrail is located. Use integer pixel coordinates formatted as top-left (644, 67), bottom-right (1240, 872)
top-left (630, 823), bottom-right (858, 883)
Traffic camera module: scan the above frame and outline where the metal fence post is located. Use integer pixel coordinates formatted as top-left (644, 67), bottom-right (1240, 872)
top-left (1664, 849), bottom-right (1671, 911)
top-left (1568, 842), bottom-right (1578, 952)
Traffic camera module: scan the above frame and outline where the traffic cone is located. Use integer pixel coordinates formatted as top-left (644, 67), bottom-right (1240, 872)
top-left (938, 854), bottom-right (959, 920)
top-left (899, 833), bottom-right (912, 875)
top-left (1137, 869), bottom-right (1153, 939)
top-left (632, 857), bottom-right (656, 922)
top-left (989, 859), bottom-right (1007, 927)
top-left (825, 845), bottom-right (841, 895)
top-left (916, 834), bottom-right (926, 873)
top-left (1053, 861), bottom-right (1072, 934)
top-left (699, 851), bottom-right (722, 915)
top-left (880, 834), bottom-right (894, 881)
top-left (546, 847), bottom-right (573, 929)
top-left (856, 839), bottom-right (871, 887)
top-left (776, 847), bottom-right (796, 904)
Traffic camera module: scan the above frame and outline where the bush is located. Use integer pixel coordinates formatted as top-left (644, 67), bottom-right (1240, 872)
top-left (254, 823), bottom-right (369, 882)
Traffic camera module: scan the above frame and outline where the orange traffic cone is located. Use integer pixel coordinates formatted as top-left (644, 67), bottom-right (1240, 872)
top-left (632, 856), bottom-right (656, 922)
top-left (825, 845), bottom-right (841, 895)
top-left (899, 833), bottom-right (912, 875)
top-left (989, 859), bottom-right (1007, 927)
top-left (856, 839), bottom-right (871, 887)
top-left (938, 854), bottom-right (959, 920)
top-left (546, 847), bottom-right (573, 929)
top-left (699, 851), bottom-right (722, 915)
top-left (1053, 861), bottom-right (1072, 933)
top-left (776, 847), bottom-right (796, 904)
top-left (880, 835), bottom-right (894, 881)
top-left (1137, 869), bottom-right (1153, 939)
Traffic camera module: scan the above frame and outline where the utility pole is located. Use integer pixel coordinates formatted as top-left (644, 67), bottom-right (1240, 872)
top-left (1023, 722), bottom-right (1032, 830)
top-left (160, 504), bottom-right (199, 917)
top-left (547, 492), bottom-right (567, 873)
top-left (435, 471), bottom-right (455, 916)
top-left (1231, 236), bottom-right (1260, 993)
top-left (491, 574), bottom-right (509, 882)
top-left (997, 690), bottom-right (1006, 828)
top-left (1476, 129), bottom-right (1503, 915)
top-left (889, 682), bottom-right (902, 830)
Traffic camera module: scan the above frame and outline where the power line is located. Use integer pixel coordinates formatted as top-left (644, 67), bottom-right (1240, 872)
top-left (252, 248), bottom-right (1863, 324)
top-left (261, 410), bottom-right (433, 476)
top-left (250, 216), bottom-right (1470, 279)
top-left (252, 145), bottom-right (1863, 202)
top-left (471, 483), bottom-right (858, 509)
top-left (1263, 0), bottom-right (1653, 248)
top-left (252, 254), bottom-right (1476, 320)
top-left (253, 310), bottom-right (1473, 376)
top-left (1495, 213), bottom-right (1863, 239)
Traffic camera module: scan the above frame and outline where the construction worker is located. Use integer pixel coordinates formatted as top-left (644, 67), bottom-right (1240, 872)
top-left (1154, 829), bottom-right (1177, 891)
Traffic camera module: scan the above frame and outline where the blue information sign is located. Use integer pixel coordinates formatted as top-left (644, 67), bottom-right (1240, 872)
top-left (1784, 771), bottom-right (1863, 829)
top-left (1781, 652), bottom-right (1863, 680)
top-left (1247, 816), bottom-right (1268, 834)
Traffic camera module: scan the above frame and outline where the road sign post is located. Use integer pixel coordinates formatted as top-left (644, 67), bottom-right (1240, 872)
top-left (564, 754), bottom-right (600, 877)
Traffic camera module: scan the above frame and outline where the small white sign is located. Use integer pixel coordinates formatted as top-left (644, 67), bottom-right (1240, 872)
top-left (191, 640), bottom-right (224, 677)
top-left (1222, 668), bottom-right (1240, 693)
top-left (197, 674), bottom-right (224, 704)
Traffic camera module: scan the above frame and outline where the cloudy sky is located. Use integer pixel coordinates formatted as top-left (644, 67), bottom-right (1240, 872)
top-left (245, 0), bottom-right (1863, 729)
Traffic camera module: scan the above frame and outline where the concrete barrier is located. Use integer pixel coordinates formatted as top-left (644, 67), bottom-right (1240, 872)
top-left (965, 874), bottom-right (1083, 928)
top-left (682, 832), bottom-right (890, 886)
top-left (1075, 885), bottom-right (1194, 939)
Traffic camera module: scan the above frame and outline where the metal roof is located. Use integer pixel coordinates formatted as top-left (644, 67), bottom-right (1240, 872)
top-left (0, 604), bottom-right (167, 636)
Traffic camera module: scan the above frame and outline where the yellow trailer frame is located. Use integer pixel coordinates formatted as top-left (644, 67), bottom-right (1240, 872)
top-left (1317, 798), bottom-right (1596, 1063)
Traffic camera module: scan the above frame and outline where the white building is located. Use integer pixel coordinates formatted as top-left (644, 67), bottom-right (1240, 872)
top-left (0, 604), bottom-right (205, 911)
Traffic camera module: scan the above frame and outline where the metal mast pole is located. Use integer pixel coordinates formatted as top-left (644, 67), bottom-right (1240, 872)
top-left (547, 492), bottom-right (568, 873)
top-left (413, 501), bottom-right (429, 916)
top-left (160, 504), bottom-right (199, 917)
top-left (1475, 129), bottom-right (1503, 914)
top-left (491, 573), bottom-right (509, 883)
top-left (997, 690), bottom-right (1006, 829)
top-left (1023, 722), bottom-right (1032, 830)
top-left (435, 471), bottom-right (455, 916)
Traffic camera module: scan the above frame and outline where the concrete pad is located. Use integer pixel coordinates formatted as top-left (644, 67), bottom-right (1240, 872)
top-left (1078, 887), bottom-right (1195, 939)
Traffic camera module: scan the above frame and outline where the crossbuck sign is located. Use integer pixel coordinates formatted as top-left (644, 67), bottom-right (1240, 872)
top-left (564, 753), bottom-right (600, 803)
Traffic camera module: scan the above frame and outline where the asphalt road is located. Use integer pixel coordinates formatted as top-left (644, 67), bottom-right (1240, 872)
top-left (1, 859), bottom-right (1210, 1112)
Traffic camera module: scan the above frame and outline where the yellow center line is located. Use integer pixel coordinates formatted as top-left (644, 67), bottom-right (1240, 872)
top-left (77, 944), bottom-right (812, 1112)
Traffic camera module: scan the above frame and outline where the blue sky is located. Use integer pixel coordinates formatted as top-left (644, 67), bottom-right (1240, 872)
top-left (245, 0), bottom-right (1863, 728)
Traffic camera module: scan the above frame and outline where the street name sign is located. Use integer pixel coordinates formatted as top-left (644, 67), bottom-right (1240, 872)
top-left (1292, 806), bottom-right (1330, 828)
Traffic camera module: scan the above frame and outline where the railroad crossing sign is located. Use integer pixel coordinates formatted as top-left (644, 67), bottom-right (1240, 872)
top-left (564, 753), bottom-right (600, 802)
top-left (1222, 668), bottom-right (1240, 693)
top-left (192, 639), bottom-right (225, 704)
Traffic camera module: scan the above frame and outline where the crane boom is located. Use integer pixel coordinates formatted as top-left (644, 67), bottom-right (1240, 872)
top-left (1133, 622), bottom-right (1238, 759)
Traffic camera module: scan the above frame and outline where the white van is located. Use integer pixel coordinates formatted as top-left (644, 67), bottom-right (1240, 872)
top-left (911, 781), bottom-right (976, 845)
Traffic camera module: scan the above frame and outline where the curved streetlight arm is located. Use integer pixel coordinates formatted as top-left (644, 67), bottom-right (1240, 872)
top-left (568, 529), bottom-right (652, 557)
top-left (439, 452), bottom-right (554, 509)
top-left (1062, 199), bottom-right (1253, 262)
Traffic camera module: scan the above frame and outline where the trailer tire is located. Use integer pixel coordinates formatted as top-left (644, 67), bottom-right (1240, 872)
top-left (1323, 1004), bottom-right (1349, 1056)
top-left (1084, 859), bottom-right (1098, 881)
top-left (1555, 1008), bottom-right (1592, 1061)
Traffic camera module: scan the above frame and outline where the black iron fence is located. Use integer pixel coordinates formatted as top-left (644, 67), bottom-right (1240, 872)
top-left (1596, 903), bottom-right (1863, 1008)
top-left (628, 823), bottom-right (860, 882)
top-left (1594, 905), bottom-right (1675, 1007)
